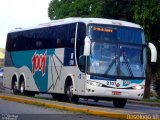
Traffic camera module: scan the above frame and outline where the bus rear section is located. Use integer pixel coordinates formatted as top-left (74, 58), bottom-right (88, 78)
top-left (3, 22), bottom-right (80, 97)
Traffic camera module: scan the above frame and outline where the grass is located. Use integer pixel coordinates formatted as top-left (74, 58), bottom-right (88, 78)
top-left (142, 98), bottom-right (160, 103)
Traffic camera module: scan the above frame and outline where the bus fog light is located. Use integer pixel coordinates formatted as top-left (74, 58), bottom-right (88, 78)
top-left (133, 85), bottom-right (144, 90)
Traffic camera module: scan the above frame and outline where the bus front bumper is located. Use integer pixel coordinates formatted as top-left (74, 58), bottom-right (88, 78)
top-left (85, 84), bottom-right (144, 100)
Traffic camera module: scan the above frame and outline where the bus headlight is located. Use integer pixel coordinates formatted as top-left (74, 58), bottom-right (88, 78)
top-left (132, 85), bottom-right (144, 90)
top-left (86, 80), bottom-right (103, 87)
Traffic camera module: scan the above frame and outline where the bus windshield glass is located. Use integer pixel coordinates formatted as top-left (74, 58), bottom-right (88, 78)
top-left (88, 24), bottom-right (145, 79)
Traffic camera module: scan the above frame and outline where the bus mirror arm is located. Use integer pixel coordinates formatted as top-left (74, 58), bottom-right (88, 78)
top-left (148, 42), bottom-right (157, 62)
top-left (83, 36), bottom-right (91, 56)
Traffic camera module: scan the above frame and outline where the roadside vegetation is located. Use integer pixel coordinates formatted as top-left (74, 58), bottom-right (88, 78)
top-left (143, 99), bottom-right (160, 103)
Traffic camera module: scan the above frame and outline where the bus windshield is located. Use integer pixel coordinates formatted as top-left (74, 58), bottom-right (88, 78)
top-left (88, 24), bottom-right (146, 79)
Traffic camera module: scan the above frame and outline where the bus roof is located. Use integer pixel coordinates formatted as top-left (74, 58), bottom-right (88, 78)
top-left (9, 17), bottom-right (142, 33)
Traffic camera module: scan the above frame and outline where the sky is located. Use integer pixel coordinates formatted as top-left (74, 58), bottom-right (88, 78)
top-left (0, 0), bottom-right (51, 48)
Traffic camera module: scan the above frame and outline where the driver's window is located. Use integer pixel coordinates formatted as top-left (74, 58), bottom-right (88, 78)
top-left (79, 55), bottom-right (85, 72)
top-left (76, 22), bottom-right (86, 72)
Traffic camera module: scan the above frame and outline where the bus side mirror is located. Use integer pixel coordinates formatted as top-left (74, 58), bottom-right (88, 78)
top-left (84, 36), bottom-right (91, 56)
top-left (148, 42), bottom-right (157, 62)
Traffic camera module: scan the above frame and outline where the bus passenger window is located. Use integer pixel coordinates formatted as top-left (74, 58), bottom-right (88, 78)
top-left (36, 41), bottom-right (43, 48)
top-left (71, 38), bottom-right (74, 44)
top-left (56, 38), bottom-right (63, 48)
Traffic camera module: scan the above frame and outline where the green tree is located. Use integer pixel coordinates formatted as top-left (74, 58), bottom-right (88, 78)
top-left (48, 0), bottom-right (135, 21)
top-left (133, 0), bottom-right (160, 98)
top-left (48, 0), bottom-right (70, 19)
top-left (133, 0), bottom-right (160, 42)
top-left (48, 0), bottom-right (103, 20)
top-left (102, 0), bottom-right (135, 22)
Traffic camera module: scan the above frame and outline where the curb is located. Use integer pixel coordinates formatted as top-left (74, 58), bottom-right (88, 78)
top-left (128, 100), bottom-right (160, 107)
top-left (0, 95), bottom-right (158, 120)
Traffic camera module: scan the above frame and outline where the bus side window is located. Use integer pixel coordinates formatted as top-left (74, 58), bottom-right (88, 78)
top-left (24, 30), bottom-right (35, 50)
top-left (6, 34), bottom-right (11, 51)
top-left (55, 26), bottom-right (64, 48)
top-left (50, 26), bottom-right (56, 48)
top-left (9, 33), bottom-right (18, 51)
top-left (36, 41), bottom-right (43, 48)
top-left (56, 38), bottom-right (63, 48)
top-left (68, 23), bottom-right (76, 48)
top-left (14, 33), bottom-right (22, 51)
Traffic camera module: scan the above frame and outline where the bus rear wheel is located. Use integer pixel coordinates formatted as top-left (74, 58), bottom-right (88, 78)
top-left (52, 93), bottom-right (67, 102)
top-left (94, 99), bottom-right (99, 102)
top-left (12, 80), bottom-right (18, 94)
top-left (113, 98), bottom-right (127, 108)
top-left (19, 81), bottom-right (25, 94)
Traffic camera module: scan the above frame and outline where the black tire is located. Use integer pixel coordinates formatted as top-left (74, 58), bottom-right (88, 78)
top-left (26, 92), bottom-right (35, 97)
top-left (52, 94), bottom-right (58, 101)
top-left (12, 80), bottom-right (19, 94)
top-left (113, 98), bottom-right (127, 108)
top-left (52, 94), bottom-right (67, 102)
top-left (94, 99), bottom-right (99, 102)
top-left (19, 81), bottom-right (25, 94)
top-left (66, 84), bottom-right (79, 103)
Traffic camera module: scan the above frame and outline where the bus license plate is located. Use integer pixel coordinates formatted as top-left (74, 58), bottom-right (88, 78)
top-left (112, 91), bottom-right (121, 95)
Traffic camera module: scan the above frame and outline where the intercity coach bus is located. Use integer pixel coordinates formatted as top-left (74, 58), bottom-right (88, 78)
top-left (3, 18), bottom-right (157, 108)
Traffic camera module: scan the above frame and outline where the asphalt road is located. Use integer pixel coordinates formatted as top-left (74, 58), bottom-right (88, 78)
top-left (37, 92), bottom-right (160, 114)
top-left (0, 99), bottom-right (116, 120)
top-left (1, 86), bottom-right (160, 116)
top-left (79, 98), bottom-right (160, 114)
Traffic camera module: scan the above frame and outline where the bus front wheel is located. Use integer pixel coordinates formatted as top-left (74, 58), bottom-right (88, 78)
top-left (113, 98), bottom-right (127, 108)
top-left (66, 84), bottom-right (79, 103)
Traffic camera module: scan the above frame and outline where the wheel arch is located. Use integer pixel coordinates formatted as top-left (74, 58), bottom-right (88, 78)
top-left (19, 73), bottom-right (27, 90)
top-left (11, 73), bottom-right (18, 89)
top-left (64, 74), bottom-right (76, 94)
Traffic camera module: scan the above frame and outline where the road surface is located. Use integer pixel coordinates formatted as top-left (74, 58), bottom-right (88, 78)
top-left (1, 86), bottom-right (160, 119)
top-left (0, 99), bottom-right (115, 120)
top-left (2, 88), bottom-right (160, 114)
top-left (37, 91), bottom-right (160, 114)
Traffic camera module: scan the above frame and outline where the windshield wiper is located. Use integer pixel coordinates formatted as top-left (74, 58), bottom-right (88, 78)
top-left (105, 48), bottom-right (117, 74)
top-left (122, 48), bottom-right (134, 77)
top-left (105, 58), bottom-right (117, 74)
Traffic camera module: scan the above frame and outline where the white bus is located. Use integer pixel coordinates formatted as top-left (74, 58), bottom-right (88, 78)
top-left (3, 18), bottom-right (157, 108)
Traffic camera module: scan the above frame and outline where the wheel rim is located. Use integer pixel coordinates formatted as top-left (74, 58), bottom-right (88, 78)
top-left (67, 85), bottom-right (73, 102)
top-left (13, 81), bottom-right (17, 93)
top-left (20, 82), bottom-right (25, 93)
